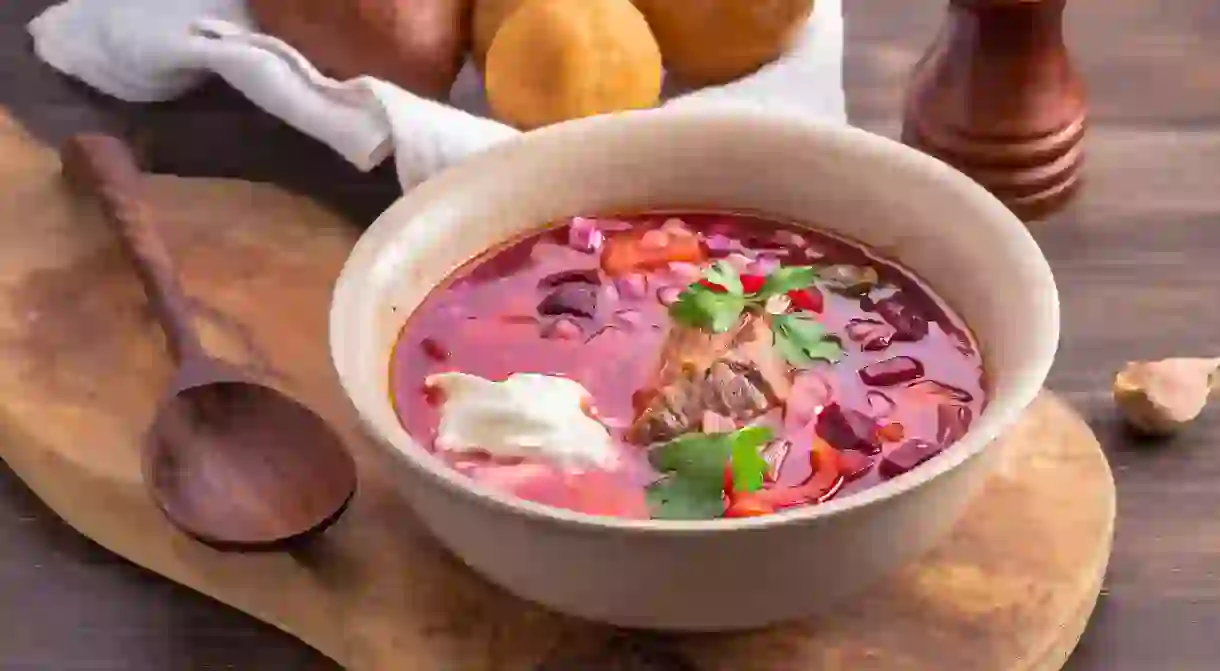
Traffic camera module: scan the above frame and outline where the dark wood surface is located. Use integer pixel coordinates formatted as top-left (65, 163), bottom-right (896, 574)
top-left (1, 0), bottom-right (1218, 668)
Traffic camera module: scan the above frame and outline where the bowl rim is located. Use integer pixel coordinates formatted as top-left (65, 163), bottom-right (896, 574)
top-left (330, 108), bottom-right (1060, 535)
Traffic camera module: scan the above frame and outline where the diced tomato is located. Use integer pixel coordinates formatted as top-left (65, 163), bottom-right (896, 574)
top-left (724, 462), bottom-right (736, 494)
top-left (788, 287), bottom-right (824, 313)
top-left (740, 274), bottom-right (767, 294)
top-left (699, 279), bottom-right (728, 293)
top-left (725, 495), bottom-right (775, 518)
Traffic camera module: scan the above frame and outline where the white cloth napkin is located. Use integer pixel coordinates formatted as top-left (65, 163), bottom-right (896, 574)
top-left (29, 0), bottom-right (845, 192)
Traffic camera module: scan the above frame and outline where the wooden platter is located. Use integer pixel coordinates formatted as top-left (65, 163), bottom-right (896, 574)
top-left (0, 111), bottom-right (1115, 670)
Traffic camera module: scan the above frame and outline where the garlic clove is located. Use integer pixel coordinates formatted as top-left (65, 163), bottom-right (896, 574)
top-left (1112, 357), bottom-right (1220, 436)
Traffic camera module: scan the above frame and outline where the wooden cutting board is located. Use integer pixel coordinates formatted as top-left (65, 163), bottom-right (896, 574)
top-left (0, 111), bottom-right (1115, 671)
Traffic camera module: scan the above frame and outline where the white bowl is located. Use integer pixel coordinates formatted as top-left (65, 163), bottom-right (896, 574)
top-left (330, 109), bottom-right (1059, 631)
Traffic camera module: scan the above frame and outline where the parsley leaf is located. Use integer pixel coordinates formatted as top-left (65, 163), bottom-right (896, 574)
top-left (704, 260), bottom-right (743, 295)
top-left (668, 280), bottom-right (747, 333)
top-left (646, 477), bottom-right (727, 520)
top-left (646, 426), bottom-right (775, 519)
top-left (760, 266), bottom-right (817, 297)
top-left (648, 432), bottom-right (731, 481)
top-left (665, 260), bottom-right (844, 372)
top-left (773, 312), bottom-right (845, 368)
top-left (729, 426), bottom-right (773, 493)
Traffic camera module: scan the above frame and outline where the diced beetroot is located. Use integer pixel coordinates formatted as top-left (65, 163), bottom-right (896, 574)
top-left (836, 449), bottom-right (875, 481)
top-left (859, 356), bottom-right (926, 387)
top-left (937, 404), bottom-right (973, 446)
top-left (873, 295), bottom-right (929, 342)
top-left (879, 439), bottom-right (944, 479)
top-left (740, 274), bottom-right (767, 294)
top-left (815, 402), bottom-right (882, 455)
top-left (907, 380), bottom-right (975, 404)
top-left (420, 337), bottom-right (450, 362)
top-left (538, 284), bottom-right (599, 318)
top-left (538, 268), bottom-right (601, 288)
top-left (788, 287), bottom-right (824, 313)
top-left (846, 318), bottom-right (894, 352)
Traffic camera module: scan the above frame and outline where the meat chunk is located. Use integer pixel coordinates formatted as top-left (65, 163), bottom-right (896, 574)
top-left (628, 315), bottom-right (792, 445)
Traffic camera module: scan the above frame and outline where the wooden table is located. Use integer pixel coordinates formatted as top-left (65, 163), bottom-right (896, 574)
top-left (1, 0), bottom-right (1218, 668)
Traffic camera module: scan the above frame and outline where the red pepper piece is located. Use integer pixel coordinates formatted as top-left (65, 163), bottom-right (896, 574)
top-left (740, 274), bottom-right (767, 295)
top-left (787, 287), bottom-right (825, 313)
top-left (725, 495), bottom-right (775, 518)
top-left (727, 438), bottom-right (844, 511)
top-left (698, 279), bottom-right (728, 293)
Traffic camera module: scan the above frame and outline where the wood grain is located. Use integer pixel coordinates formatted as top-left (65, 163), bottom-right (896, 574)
top-left (1, 0), bottom-right (1219, 668)
top-left (0, 110), bottom-right (1113, 671)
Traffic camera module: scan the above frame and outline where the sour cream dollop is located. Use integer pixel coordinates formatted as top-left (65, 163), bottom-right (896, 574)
top-left (424, 372), bottom-right (619, 471)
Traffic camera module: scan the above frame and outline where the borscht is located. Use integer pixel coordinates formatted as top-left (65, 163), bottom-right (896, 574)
top-left (390, 213), bottom-right (987, 521)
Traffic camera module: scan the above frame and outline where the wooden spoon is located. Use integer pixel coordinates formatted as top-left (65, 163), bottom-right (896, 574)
top-left (60, 134), bottom-right (358, 551)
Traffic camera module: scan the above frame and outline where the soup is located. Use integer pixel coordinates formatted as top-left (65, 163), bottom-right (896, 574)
top-left (390, 213), bottom-right (987, 520)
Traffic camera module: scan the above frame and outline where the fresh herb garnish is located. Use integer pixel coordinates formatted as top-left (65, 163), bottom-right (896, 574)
top-left (646, 426), bottom-right (774, 520)
top-left (667, 262), bottom-right (844, 367)
top-left (760, 266), bottom-right (818, 296)
top-left (729, 426), bottom-right (772, 493)
top-left (773, 312), bottom-right (845, 367)
top-left (668, 282), bottom-right (747, 333)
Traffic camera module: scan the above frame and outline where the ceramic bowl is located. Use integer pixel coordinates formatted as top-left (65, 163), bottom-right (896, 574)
top-left (329, 109), bottom-right (1059, 631)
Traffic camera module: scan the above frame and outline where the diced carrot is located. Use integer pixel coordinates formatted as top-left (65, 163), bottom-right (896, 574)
top-left (878, 422), bottom-right (905, 443)
top-left (601, 230), bottom-right (706, 276)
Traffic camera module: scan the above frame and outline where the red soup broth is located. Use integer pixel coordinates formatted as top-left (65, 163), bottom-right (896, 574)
top-left (390, 212), bottom-right (987, 520)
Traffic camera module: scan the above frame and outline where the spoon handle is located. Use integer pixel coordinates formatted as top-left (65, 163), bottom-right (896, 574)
top-left (60, 134), bottom-right (205, 364)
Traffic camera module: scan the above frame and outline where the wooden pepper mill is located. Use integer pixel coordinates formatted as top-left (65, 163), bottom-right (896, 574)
top-left (901, 0), bottom-right (1087, 222)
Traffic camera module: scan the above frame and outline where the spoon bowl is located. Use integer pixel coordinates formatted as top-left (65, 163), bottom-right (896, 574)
top-left (145, 380), bottom-right (356, 550)
top-left (62, 134), bottom-right (357, 551)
